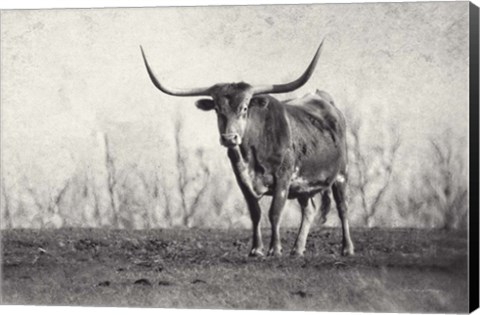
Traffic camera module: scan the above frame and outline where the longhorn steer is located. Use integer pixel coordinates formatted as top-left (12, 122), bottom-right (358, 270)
top-left (140, 41), bottom-right (354, 257)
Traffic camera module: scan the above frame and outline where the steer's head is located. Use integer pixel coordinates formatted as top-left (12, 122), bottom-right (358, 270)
top-left (196, 82), bottom-right (262, 147)
top-left (140, 41), bottom-right (324, 148)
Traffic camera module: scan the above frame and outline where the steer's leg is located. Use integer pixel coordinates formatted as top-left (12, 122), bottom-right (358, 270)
top-left (267, 181), bottom-right (290, 257)
top-left (332, 180), bottom-right (354, 256)
top-left (228, 149), bottom-right (264, 257)
top-left (242, 190), bottom-right (264, 257)
top-left (291, 196), bottom-right (318, 257)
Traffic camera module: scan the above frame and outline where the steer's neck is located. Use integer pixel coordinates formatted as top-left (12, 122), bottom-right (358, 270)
top-left (241, 97), bottom-right (292, 171)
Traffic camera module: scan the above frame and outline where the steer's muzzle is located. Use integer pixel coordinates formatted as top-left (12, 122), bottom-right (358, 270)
top-left (220, 133), bottom-right (241, 147)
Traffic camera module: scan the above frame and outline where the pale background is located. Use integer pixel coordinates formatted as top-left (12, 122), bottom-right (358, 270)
top-left (0, 1), bottom-right (471, 229)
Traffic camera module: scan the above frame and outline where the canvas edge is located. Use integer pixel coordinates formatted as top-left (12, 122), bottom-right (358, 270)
top-left (469, 1), bottom-right (479, 313)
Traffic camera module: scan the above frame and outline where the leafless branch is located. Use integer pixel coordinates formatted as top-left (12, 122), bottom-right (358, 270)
top-left (160, 177), bottom-right (174, 226)
top-left (25, 178), bottom-right (70, 228)
top-left (104, 133), bottom-right (120, 227)
top-left (173, 116), bottom-right (211, 227)
top-left (426, 133), bottom-right (467, 229)
top-left (394, 130), bottom-right (467, 229)
top-left (346, 107), bottom-right (402, 227)
top-left (1, 176), bottom-right (13, 229)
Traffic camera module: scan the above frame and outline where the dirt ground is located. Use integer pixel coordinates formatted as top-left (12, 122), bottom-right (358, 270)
top-left (0, 227), bottom-right (468, 312)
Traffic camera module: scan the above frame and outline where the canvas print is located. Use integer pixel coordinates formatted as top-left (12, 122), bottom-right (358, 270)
top-left (0, 1), bottom-right (477, 313)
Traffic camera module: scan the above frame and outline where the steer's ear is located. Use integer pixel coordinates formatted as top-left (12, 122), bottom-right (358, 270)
top-left (249, 96), bottom-right (269, 109)
top-left (195, 99), bottom-right (215, 111)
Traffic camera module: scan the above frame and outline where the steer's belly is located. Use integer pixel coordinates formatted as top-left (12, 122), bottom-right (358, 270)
top-left (251, 171), bottom-right (333, 199)
top-left (287, 167), bottom-right (337, 198)
top-left (230, 146), bottom-right (342, 199)
top-left (289, 178), bottom-right (330, 194)
top-left (239, 166), bottom-right (337, 199)
top-left (288, 178), bottom-right (330, 197)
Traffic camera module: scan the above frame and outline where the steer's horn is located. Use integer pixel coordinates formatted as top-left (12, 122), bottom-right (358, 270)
top-left (252, 39), bottom-right (325, 95)
top-left (140, 46), bottom-right (212, 97)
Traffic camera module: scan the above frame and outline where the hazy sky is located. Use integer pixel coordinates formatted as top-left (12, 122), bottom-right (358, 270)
top-left (1, 2), bottom-right (470, 188)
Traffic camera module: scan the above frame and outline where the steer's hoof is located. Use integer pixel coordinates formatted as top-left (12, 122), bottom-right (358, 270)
top-left (342, 246), bottom-right (354, 256)
top-left (249, 248), bottom-right (264, 257)
top-left (290, 249), bottom-right (305, 257)
top-left (267, 248), bottom-right (283, 257)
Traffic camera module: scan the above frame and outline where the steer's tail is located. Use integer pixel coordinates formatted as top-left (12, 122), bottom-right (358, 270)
top-left (311, 190), bottom-right (331, 224)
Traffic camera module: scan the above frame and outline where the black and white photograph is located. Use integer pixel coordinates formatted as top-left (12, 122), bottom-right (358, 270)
top-left (1, 0), bottom-right (478, 313)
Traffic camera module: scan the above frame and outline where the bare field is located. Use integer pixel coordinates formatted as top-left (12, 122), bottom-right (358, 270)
top-left (1, 227), bottom-right (468, 312)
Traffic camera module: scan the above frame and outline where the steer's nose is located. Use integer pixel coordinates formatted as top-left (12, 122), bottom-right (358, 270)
top-left (220, 133), bottom-right (241, 147)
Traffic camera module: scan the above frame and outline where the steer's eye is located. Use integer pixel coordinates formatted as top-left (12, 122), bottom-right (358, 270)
top-left (241, 106), bottom-right (248, 113)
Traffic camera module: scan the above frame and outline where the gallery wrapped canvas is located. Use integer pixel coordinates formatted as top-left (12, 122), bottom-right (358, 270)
top-left (1, 1), bottom-right (478, 313)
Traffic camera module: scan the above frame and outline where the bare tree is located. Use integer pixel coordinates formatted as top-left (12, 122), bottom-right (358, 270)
top-left (134, 168), bottom-right (155, 229)
top-left (211, 176), bottom-right (234, 218)
top-left (91, 179), bottom-right (103, 226)
top-left (173, 116), bottom-right (211, 227)
top-left (424, 132), bottom-right (468, 229)
top-left (132, 164), bottom-right (177, 228)
top-left (117, 164), bottom-right (155, 229)
top-left (27, 180), bottom-right (70, 228)
top-left (160, 176), bottom-right (174, 226)
top-left (394, 131), bottom-right (468, 229)
top-left (122, 117), bottom-right (211, 228)
top-left (75, 170), bottom-right (103, 228)
top-left (116, 177), bottom-right (139, 229)
top-left (193, 173), bottom-right (247, 228)
top-left (345, 107), bottom-right (401, 227)
top-left (1, 176), bottom-right (13, 229)
top-left (103, 133), bottom-right (120, 227)
top-left (102, 133), bottom-right (174, 229)
top-left (153, 168), bottom-right (174, 227)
